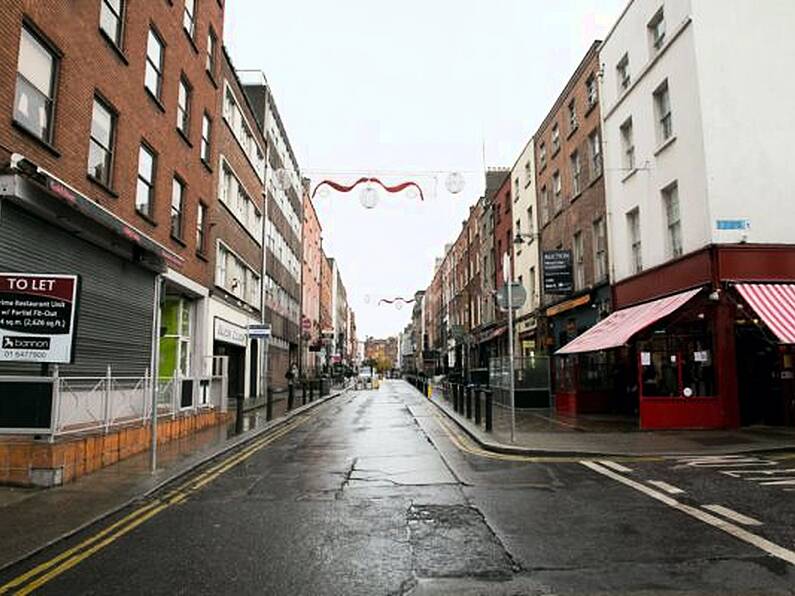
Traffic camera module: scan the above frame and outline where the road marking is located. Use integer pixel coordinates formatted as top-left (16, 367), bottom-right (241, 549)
top-left (582, 461), bottom-right (795, 566)
top-left (0, 410), bottom-right (319, 595)
top-left (647, 480), bottom-right (685, 495)
top-left (702, 504), bottom-right (763, 527)
top-left (598, 460), bottom-right (633, 473)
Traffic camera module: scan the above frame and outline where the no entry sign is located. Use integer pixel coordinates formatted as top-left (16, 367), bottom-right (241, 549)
top-left (0, 273), bottom-right (79, 363)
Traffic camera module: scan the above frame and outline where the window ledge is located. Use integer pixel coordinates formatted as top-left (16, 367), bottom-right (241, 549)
top-left (551, 146), bottom-right (561, 158)
top-left (566, 125), bottom-right (579, 140)
top-left (588, 172), bottom-right (603, 188)
top-left (585, 100), bottom-right (598, 117)
top-left (86, 174), bottom-right (119, 198)
top-left (539, 163), bottom-right (547, 174)
top-left (196, 250), bottom-right (209, 262)
top-left (98, 29), bottom-right (129, 65)
top-left (570, 190), bottom-right (583, 203)
top-left (177, 127), bottom-right (193, 147)
top-left (654, 134), bottom-right (677, 156)
top-left (205, 69), bottom-right (218, 89)
top-left (135, 209), bottom-right (158, 227)
top-left (170, 234), bottom-right (187, 248)
top-left (201, 158), bottom-right (213, 174)
top-left (145, 89), bottom-right (166, 113)
top-left (11, 120), bottom-right (61, 157)
top-left (621, 167), bottom-right (639, 183)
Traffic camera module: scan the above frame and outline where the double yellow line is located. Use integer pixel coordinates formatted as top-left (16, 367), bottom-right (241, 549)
top-left (1, 412), bottom-right (317, 595)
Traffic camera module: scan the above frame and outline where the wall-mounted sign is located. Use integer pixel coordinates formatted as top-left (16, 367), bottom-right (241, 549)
top-left (214, 317), bottom-right (247, 347)
top-left (542, 251), bottom-right (573, 295)
top-left (716, 219), bottom-right (750, 231)
top-left (545, 293), bottom-right (590, 317)
top-left (248, 324), bottom-right (271, 339)
top-left (0, 273), bottom-right (79, 363)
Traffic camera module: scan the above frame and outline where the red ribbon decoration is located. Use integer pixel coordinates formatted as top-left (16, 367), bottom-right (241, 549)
top-left (312, 177), bottom-right (425, 201)
top-left (378, 297), bottom-right (416, 306)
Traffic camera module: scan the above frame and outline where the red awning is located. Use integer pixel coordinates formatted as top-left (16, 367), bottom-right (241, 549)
top-left (736, 283), bottom-right (795, 344)
top-left (556, 288), bottom-right (702, 355)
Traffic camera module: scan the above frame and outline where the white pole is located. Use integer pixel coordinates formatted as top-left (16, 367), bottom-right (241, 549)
top-left (507, 263), bottom-right (516, 443)
top-left (149, 276), bottom-right (163, 473)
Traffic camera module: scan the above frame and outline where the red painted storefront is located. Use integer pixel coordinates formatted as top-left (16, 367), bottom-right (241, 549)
top-left (555, 244), bottom-right (795, 430)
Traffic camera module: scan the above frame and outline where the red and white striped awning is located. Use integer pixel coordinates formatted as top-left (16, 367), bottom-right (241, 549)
top-left (735, 283), bottom-right (795, 344)
top-left (556, 288), bottom-right (702, 355)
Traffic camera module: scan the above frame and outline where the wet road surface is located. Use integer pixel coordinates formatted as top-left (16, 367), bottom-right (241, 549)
top-left (2, 380), bottom-right (794, 595)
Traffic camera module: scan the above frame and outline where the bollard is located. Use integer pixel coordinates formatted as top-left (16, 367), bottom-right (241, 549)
top-left (309, 378), bottom-right (315, 402)
top-left (266, 387), bottom-right (274, 421)
top-left (234, 395), bottom-right (244, 434)
top-left (474, 386), bottom-right (482, 425)
top-left (288, 382), bottom-right (295, 410)
top-left (484, 389), bottom-right (493, 432)
top-left (466, 385), bottom-right (473, 419)
top-left (455, 384), bottom-right (461, 413)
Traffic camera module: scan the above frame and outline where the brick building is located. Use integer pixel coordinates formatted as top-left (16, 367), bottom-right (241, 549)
top-left (364, 337), bottom-right (398, 370)
top-left (301, 186), bottom-right (322, 375)
top-left (535, 41), bottom-right (609, 353)
top-left (319, 250), bottom-right (334, 370)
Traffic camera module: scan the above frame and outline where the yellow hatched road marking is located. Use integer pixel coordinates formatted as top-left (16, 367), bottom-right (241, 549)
top-left (0, 410), bottom-right (319, 595)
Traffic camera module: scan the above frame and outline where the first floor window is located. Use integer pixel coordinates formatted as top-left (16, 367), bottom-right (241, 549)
top-left (621, 118), bottom-right (635, 171)
top-left (196, 202), bottom-right (207, 253)
top-left (87, 96), bottom-right (116, 186)
top-left (664, 183), bottom-right (682, 258)
top-left (14, 27), bottom-right (58, 142)
top-left (654, 79), bottom-right (673, 143)
top-left (159, 297), bottom-right (192, 379)
top-left (136, 143), bottom-right (156, 216)
top-left (171, 177), bottom-right (185, 239)
top-left (627, 208), bottom-right (642, 274)
top-left (571, 151), bottom-right (582, 196)
top-left (593, 217), bottom-right (607, 282)
top-left (589, 130), bottom-right (602, 180)
top-left (573, 231), bottom-right (585, 290)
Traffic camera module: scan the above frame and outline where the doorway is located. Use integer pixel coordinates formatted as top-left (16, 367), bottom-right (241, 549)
top-left (735, 325), bottom-right (784, 425)
top-left (249, 339), bottom-right (259, 399)
top-left (214, 341), bottom-right (246, 401)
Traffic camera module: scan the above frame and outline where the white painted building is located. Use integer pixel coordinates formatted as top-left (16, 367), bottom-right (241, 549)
top-left (510, 137), bottom-right (541, 354)
top-left (600, 0), bottom-right (795, 282)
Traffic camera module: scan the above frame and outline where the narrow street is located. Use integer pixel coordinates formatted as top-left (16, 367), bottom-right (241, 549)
top-left (2, 382), bottom-right (794, 595)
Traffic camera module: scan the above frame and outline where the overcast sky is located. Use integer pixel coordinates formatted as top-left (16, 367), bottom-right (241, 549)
top-left (225, 0), bottom-right (626, 341)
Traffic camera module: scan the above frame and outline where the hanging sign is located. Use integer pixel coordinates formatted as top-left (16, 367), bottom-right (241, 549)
top-left (0, 273), bottom-right (79, 363)
top-left (542, 251), bottom-right (573, 294)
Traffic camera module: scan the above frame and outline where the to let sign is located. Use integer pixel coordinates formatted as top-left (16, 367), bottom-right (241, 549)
top-left (542, 251), bottom-right (573, 295)
top-left (0, 273), bottom-right (79, 363)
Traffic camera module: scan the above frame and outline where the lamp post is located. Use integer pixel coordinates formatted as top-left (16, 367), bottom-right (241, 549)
top-left (502, 251), bottom-right (517, 443)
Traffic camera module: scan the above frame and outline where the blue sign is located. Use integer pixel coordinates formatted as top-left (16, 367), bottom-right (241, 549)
top-left (716, 219), bottom-right (750, 231)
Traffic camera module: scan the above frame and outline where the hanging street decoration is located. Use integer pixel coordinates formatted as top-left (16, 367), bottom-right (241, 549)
top-left (378, 297), bottom-right (416, 310)
top-left (445, 171), bottom-right (465, 194)
top-left (311, 177), bottom-right (426, 203)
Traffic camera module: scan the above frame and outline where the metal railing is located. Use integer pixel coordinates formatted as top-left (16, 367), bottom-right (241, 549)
top-left (489, 355), bottom-right (551, 409)
top-left (0, 357), bottom-right (228, 440)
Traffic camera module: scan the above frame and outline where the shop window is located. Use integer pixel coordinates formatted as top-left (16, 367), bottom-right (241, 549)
top-left (159, 297), bottom-right (193, 379)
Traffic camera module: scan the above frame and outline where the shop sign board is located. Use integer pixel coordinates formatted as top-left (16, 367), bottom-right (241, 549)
top-left (214, 317), bottom-right (247, 347)
top-left (542, 251), bottom-right (573, 294)
top-left (0, 273), bottom-right (79, 363)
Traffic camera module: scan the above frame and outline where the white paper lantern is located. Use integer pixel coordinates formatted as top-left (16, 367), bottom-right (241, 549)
top-left (445, 172), bottom-right (465, 194)
top-left (360, 186), bottom-right (379, 209)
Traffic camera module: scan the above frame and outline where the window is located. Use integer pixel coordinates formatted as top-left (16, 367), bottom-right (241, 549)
top-left (551, 124), bottom-right (560, 153)
top-left (527, 206), bottom-right (534, 237)
top-left (514, 177), bottom-right (519, 201)
top-left (620, 118), bottom-right (635, 171)
top-left (145, 28), bottom-right (164, 99)
top-left (617, 53), bottom-right (630, 92)
top-left (589, 130), bottom-right (602, 180)
top-left (220, 157), bottom-right (263, 242)
top-left (183, 0), bottom-right (196, 38)
top-left (14, 27), bottom-right (58, 142)
top-left (87, 97), bottom-right (115, 186)
top-left (177, 76), bottom-right (191, 135)
top-left (573, 231), bottom-right (585, 290)
top-left (570, 151), bottom-right (582, 196)
top-left (648, 8), bottom-right (666, 51)
top-left (586, 73), bottom-right (598, 108)
top-left (552, 171), bottom-right (562, 212)
top-left (524, 160), bottom-right (532, 185)
top-left (529, 266), bottom-right (536, 307)
top-left (136, 144), bottom-right (156, 217)
top-left (654, 80), bottom-right (673, 143)
top-left (593, 217), bottom-right (607, 282)
top-left (539, 143), bottom-right (547, 169)
top-left (663, 183), bottom-right (682, 258)
top-left (627, 208), bottom-right (642, 274)
top-left (568, 99), bottom-right (578, 133)
top-left (171, 177), bottom-right (185, 239)
top-left (160, 298), bottom-right (193, 379)
top-left (196, 202), bottom-right (207, 254)
top-left (222, 83), bottom-right (266, 180)
top-left (206, 28), bottom-right (217, 75)
top-left (99, 0), bottom-right (124, 46)
top-left (200, 112), bottom-right (211, 162)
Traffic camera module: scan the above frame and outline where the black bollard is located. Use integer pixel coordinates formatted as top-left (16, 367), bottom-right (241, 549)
top-left (309, 378), bottom-right (315, 402)
top-left (288, 382), bottom-right (295, 410)
top-left (484, 389), bottom-right (493, 432)
top-left (474, 386), bottom-right (482, 425)
top-left (455, 384), bottom-right (461, 413)
top-left (266, 387), bottom-right (274, 421)
top-left (234, 395), bottom-right (244, 434)
top-left (466, 385), bottom-right (473, 419)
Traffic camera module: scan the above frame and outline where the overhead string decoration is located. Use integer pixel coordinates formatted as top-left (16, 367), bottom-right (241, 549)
top-left (311, 177), bottom-right (425, 210)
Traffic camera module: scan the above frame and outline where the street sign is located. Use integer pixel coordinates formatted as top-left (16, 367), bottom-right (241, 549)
top-left (716, 219), bottom-right (750, 231)
top-left (0, 273), bottom-right (79, 363)
top-left (247, 324), bottom-right (271, 339)
top-left (496, 283), bottom-right (527, 310)
top-left (301, 317), bottom-right (312, 331)
top-left (542, 250), bottom-right (573, 294)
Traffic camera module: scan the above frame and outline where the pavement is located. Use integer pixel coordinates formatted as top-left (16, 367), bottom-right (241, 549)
top-left (425, 383), bottom-right (795, 457)
top-left (0, 385), bottom-right (349, 572)
top-left (2, 379), bottom-right (794, 594)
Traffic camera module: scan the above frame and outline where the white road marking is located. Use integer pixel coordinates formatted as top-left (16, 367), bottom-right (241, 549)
top-left (581, 461), bottom-right (795, 566)
top-left (647, 480), bottom-right (685, 495)
top-left (597, 460), bottom-right (633, 473)
top-left (702, 504), bottom-right (763, 526)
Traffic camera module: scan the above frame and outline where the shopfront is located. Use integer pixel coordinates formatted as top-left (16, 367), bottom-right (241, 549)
top-left (213, 317), bottom-right (248, 401)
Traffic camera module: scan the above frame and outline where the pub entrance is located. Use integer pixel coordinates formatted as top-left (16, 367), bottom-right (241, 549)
top-left (736, 324), bottom-right (793, 426)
